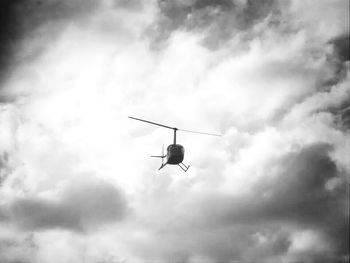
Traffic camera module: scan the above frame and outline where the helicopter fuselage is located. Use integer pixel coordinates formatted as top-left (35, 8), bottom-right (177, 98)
top-left (166, 144), bottom-right (184, 164)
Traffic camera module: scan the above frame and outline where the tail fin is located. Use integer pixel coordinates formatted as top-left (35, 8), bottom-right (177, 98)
top-left (151, 144), bottom-right (167, 170)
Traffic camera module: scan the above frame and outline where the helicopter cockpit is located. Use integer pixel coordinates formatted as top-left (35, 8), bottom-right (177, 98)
top-left (167, 144), bottom-right (185, 164)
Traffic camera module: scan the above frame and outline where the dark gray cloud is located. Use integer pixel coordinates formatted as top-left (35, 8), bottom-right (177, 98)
top-left (339, 105), bottom-right (350, 130)
top-left (332, 102), bottom-right (350, 131)
top-left (322, 35), bottom-right (350, 88)
top-left (0, 0), bottom-right (20, 84)
top-left (145, 144), bottom-right (349, 262)
top-left (0, 152), bottom-right (10, 185)
top-left (0, 235), bottom-right (37, 263)
top-left (0, 0), bottom-right (97, 98)
top-left (332, 35), bottom-right (350, 62)
top-left (263, 145), bottom-right (348, 257)
top-left (207, 144), bottom-right (348, 260)
top-left (5, 178), bottom-right (128, 232)
top-left (150, 0), bottom-right (278, 48)
top-left (0, 0), bottom-right (143, 95)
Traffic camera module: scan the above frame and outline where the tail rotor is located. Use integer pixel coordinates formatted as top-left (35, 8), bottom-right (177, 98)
top-left (151, 144), bottom-right (167, 170)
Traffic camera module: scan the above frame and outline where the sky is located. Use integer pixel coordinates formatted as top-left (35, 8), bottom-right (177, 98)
top-left (0, 0), bottom-right (349, 262)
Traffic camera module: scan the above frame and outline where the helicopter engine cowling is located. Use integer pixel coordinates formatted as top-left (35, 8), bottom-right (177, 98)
top-left (166, 144), bottom-right (184, 164)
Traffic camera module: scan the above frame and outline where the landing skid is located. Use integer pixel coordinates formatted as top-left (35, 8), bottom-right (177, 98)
top-left (151, 152), bottom-right (190, 172)
top-left (178, 162), bottom-right (190, 172)
top-left (151, 155), bottom-right (167, 170)
top-left (158, 162), bottom-right (167, 170)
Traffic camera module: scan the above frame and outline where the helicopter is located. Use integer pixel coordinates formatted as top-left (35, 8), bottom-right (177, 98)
top-left (128, 116), bottom-right (221, 172)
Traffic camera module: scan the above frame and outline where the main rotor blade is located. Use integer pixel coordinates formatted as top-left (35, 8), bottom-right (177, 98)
top-left (178, 128), bottom-right (222, 137)
top-left (129, 116), bottom-right (221, 136)
top-left (128, 116), bottom-right (175, 130)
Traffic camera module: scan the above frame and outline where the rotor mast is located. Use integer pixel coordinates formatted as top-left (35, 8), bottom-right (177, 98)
top-left (173, 128), bottom-right (177, 145)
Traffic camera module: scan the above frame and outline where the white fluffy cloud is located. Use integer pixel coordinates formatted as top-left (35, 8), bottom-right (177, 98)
top-left (0, 0), bottom-right (349, 262)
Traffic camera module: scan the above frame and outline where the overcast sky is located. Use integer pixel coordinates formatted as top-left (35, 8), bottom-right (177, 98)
top-left (0, 0), bottom-right (349, 262)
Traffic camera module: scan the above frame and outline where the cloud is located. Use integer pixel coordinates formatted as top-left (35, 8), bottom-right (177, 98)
top-left (0, 0), bottom-right (92, 87)
top-left (0, 152), bottom-right (9, 185)
top-left (122, 144), bottom-right (347, 262)
top-left (332, 35), bottom-right (350, 62)
top-left (338, 105), bottom-right (350, 130)
top-left (2, 176), bottom-right (127, 232)
top-left (0, 234), bottom-right (37, 263)
top-left (287, 0), bottom-right (349, 40)
top-left (0, 0), bottom-right (151, 93)
top-left (151, 0), bottom-right (279, 48)
top-left (0, 0), bottom-right (348, 262)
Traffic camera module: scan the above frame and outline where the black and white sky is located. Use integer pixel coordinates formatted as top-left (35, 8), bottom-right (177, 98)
top-left (0, 0), bottom-right (349, 262)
